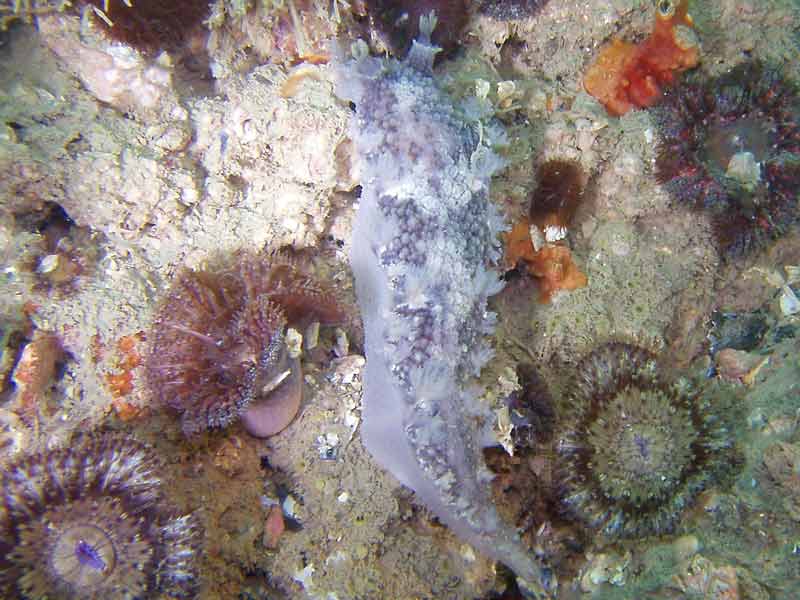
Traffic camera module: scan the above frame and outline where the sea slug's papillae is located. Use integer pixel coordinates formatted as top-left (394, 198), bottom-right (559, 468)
top-left (335, 14), bottom-right (545, 586)
top-left (583, 0), bottom-right (700, 116)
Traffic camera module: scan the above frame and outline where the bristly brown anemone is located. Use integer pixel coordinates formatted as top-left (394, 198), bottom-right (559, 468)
top-left (556, 343), bottom-right (737, 538)
top-left (0, 434), bottom-right (201, 600)
top-left (146, 249), bottom-right (343, 437)
top-left (654, 61), bottom-right (800, 256)
top-left (76, 0), bottom-right (211, 55)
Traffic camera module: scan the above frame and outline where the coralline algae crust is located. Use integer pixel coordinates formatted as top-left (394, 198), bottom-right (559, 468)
top-left (336, 15), bottom-right (541, 583)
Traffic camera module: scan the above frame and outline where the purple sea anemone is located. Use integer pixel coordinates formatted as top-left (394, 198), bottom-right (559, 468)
top-left (146, 250), bottom-right (343, 437)
top-left (654, 61), bottom-right (800, 256)
top-left (0, 434), bottom-right (201, 599)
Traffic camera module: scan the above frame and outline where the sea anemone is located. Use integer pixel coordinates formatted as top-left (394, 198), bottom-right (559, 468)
top-left (0, 434), bottom-right (200, 599)
top-left (528, 159), bottom-right (587, 241)
top-left (502, 158), bottom-right (589, 303)
top-left (556, 342), bottom-right (737, 538)
top-left (77, 0), bottom-right (211, 55)
top-left (654, 61), bottom-right (800, 256)
top-left (146, 250), bottom-right (343, 437)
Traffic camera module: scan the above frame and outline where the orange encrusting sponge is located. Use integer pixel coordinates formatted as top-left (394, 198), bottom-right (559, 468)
top-left (503, 219), bottom-right (588, 304)
top-left (583, 0), bottom-right (700, 116)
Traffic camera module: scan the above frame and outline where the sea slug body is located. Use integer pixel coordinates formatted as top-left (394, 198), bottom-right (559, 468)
top-left (335, 14), bottom-right (543, 584)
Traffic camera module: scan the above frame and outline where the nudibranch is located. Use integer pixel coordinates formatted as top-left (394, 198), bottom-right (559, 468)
top-left (583, 0), bottom-right (700, 116)
top-left (335, 13), bottom-right (549, 590)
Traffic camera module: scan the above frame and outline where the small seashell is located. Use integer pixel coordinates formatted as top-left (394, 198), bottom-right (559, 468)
top-left (36, 254), bottom-right (60, 274)
top-left (673, 535), bottom-right (701, 562)
top-left (497, 80), bottom-right (517, 102)
top-left (779, 285), bottom-right (800, 316)
top-left (316, 432), bottom-right (341, 460)
top-left (475, 79), bottom-right (490, 100)
top-left (334, 327), bottom-right (349, 357)
top-left (715, 348), bottom-right (768, 385)
top-left (784, 265), bottom-right (800, 284)
top-left (286, 327), bottom-right (303, 359)
top-left (0, 408), bottom-right (28, 461)
top-left (580, 552), bottom-right (630, 592)
top-left (304, 321), bottom-right (320, 351)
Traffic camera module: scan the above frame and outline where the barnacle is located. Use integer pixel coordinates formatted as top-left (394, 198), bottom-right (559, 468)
top-left (654, 61), bottom-right (800, 256)
top-left (146, 249), bottom-right (343, 436)
top-left (556, 342), bottom-right (739, 538)
top-left (14, 202), bottom-right (101, 297)
top-left (0, 434), bottom-right (201, 599)
top-left (583, 0), bottom-right (700, 116)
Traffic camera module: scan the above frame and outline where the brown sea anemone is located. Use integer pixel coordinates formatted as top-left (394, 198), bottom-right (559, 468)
top-left (0, 434), bottom-right (201, 599)
top-left (146, 249), bottom-right (343, 437)
top-left (654, 61), bottom-right (800, 256)
top-left (77, 0), bottom-right (211, 55)
top-left (556, 342), bottom-right (739, 538)
top-left (528, 159), bottom-right (587, 240)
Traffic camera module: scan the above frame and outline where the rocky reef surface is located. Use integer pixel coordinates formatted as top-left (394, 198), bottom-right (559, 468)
top-left (0, 1), bottom-right (799, 599)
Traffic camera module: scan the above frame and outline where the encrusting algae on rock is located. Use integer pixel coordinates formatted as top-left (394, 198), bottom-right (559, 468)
top-left (334, 12), bottom-right (549, 589)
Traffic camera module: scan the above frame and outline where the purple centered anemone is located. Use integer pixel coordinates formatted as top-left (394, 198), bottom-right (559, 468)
top-left (0, 434), bottom-right (201, 599)
top-left (556, 343), bottom-right (737, 538)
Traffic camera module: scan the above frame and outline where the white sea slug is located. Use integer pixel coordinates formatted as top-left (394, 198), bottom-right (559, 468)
top-left (334, 13), bottom-right (546, 587)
